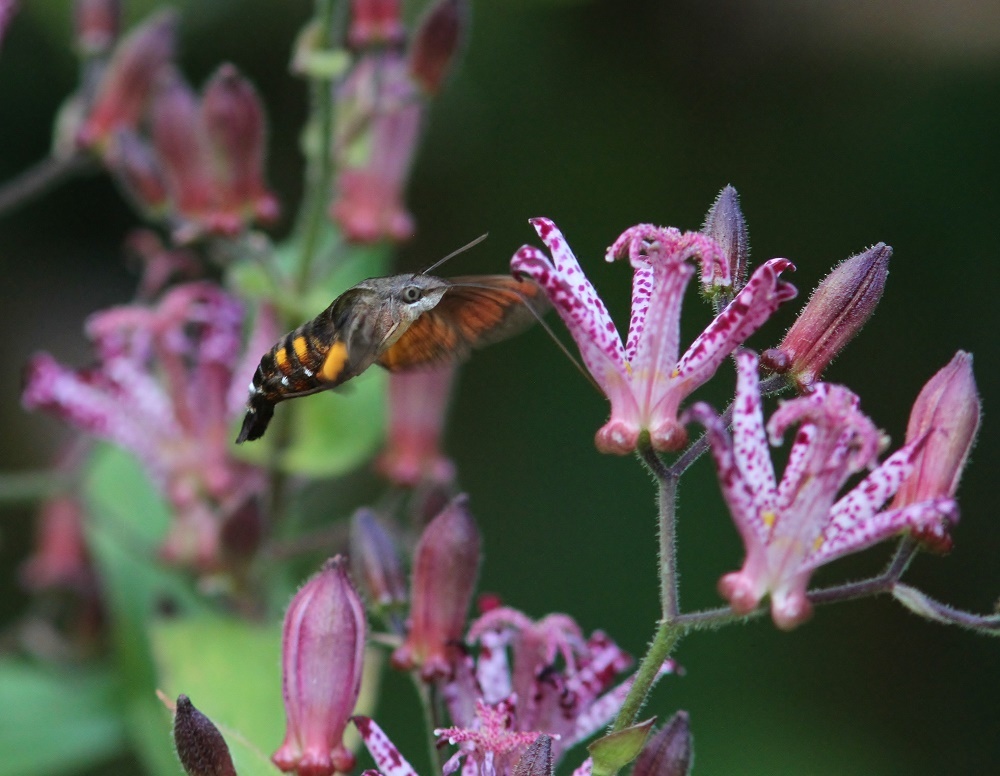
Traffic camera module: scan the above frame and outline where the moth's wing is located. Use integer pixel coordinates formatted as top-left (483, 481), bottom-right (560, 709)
top-left (377, 275), bottom-right (548, 371)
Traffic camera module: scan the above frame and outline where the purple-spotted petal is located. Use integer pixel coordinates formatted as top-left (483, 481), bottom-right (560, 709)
top-left (511, 242), bottom-right (628, 396)
top-left (805, 497), bottom-right (958, 570)
top-left (353, 717), bottom-right (420, 776)
top-left (624, 261), bottom-right (654, 364)
top-left (730, 351), bottom-right (778, 508)
top-left (672, 258), bottom-right (795, 391)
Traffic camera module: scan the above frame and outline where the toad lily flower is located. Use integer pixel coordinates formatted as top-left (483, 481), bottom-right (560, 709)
top-left (22, 282), bottom-right (269, 569)
top-left (511, 218), bottom-right (796, 453)
top-left (355, 605), bottom-right (675, 776)
top-left (686, 350), bottom-right (960, 629)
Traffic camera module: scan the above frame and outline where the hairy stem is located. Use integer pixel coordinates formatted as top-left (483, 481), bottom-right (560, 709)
top-left (610, 618), bottom-right (681, 733)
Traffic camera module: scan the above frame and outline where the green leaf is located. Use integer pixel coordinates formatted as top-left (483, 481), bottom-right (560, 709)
top-left (152, 616), bottom-right (285, 776)
top-left (0, 660), bottom-right (125, 776)
top-left (281, 369), bottom-right (387, 476)
top-left (589, 717), bottom-right (657, 776)
top-left (83, 445), bottom-right (208, 776)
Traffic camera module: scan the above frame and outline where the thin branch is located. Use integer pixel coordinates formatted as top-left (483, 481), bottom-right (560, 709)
top-left (0, 153), bottom-right (97, 218)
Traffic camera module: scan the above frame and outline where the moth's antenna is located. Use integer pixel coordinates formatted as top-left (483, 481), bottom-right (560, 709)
top-left (421, 233), bottom-right (489, 275)
top-left (451, 280), bottom-right (603, 395)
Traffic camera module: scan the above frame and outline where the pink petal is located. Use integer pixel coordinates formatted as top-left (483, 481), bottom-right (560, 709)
top-left (352, 717), bottom-right (420, 776)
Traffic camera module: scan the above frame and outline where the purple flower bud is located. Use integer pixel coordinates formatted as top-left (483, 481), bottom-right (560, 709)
top-left (74, 0), bottom-right (121, 56)
top-left (349, 509), bottom-right (407, 610)
top-left (891, 351), bottom-right (980, 551)
top-left (702, 185), bottom-right (749, 292)
top-left (78, 10), bottom-right (177, 149)
top-left (392, 496), bottom-right (480, 680)
top-left (512, 734), bottom-right (554, 776)
top-left (173, 695), bottom-right (237, 776)
top-left (632, 712), bottom-right (693, 776)
top-left (761, 242), bottom-right (890, 390)
top-left (348, 0), bottom-right (405, 49)
top-left (273, 556), bottom-right (367, 776)
top-left (106, 129), bottom-right (169, 215)
top-left (200, 64), bottom-right (280, 231)
top-left (408, 0), bottom-right (466, 95)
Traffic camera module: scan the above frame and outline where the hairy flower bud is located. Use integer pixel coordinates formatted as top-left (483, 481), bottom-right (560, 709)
top-left (350, 509), bottom-right (407, 610)
top-left (408, 0), bottom-right (466, 94)
top-left (891, 351), bottom-right (980, 550)
top-left (78, 10), bottom-right (176, 149)
top-left (512, 735), bottom-right (554, 776)
top-left (348, 0), bottom-right (405, 49)
top-left (173, 695), bottom-right (237, 776)
top-left (201, 64), bottom-right (280, 229)
top-left (392, 496), bottom-right (480, 680)
top-left (632, 712), bottom-right (693, 776)
top-left (74, 0), bottom-right (121, 56)
top-left (702, 185), bottom-right (748, 292)
top-left (273, 556), bottom-right (367, 776)
top-left (761, 242), bottom-right (889, 390)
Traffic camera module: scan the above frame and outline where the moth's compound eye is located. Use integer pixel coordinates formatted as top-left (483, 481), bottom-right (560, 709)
top-left (401, 285), bottom-right (423, 304)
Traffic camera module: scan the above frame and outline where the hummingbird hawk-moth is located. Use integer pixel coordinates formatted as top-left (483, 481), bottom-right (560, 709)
top-left (236, 273), bottom-right (547, 443)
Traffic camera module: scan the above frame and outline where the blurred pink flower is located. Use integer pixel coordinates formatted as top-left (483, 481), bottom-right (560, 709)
top-left (687, 350), bottom-right (960, 629)
top-left (23, 283), bottom-right (270, 569)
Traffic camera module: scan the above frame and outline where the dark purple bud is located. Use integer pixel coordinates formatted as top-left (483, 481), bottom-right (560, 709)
top-left (349, 509), bottom-right (407, 610)
top-left (408, 0), bottom-right (466, 94)
top-left (702, 185), bottom-right (749, 292)
top-left (74, 0), bottom-right (122, 55)
top-left (632, 712), bottom-right (693, 776)
top-left (348, 0), bottom-right (405, 49)
top-left (391, 495), bottom-right (480, 680)
top-left (761, 243), bottom-right (890, 390)
top-left (512, 735), bottom-right (554, 776)
top-left (78, 10), bottom-right (177, 149)
top-left (173, 695), bottom-right (237, 776)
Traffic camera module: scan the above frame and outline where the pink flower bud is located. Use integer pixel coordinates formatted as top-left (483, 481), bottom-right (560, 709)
top-left (74, 0), bottom-right (121, 56)
top-left (200, 64), bottom-right (280, 229)
top-left (173, 695), bottom-right (237, 776)
top-left (106, 129), bottom-right (169, 215)
top-left (891, 351), bottom-right (980, 550)
top-left (349, 509), bottom-right (407, 610)
top-left (19, 495), bottom-right (91, 592)
top-left (702, 185), bottom-right (748, 292)
top-left (151, 72), bottom-right (215, 224)
top-left (273, 556), bottom-right (368, 776)
top-left (78, 10), bottom-right (177, 149)
top-left (408, 0), bottom-right (466, 94)
top-left (376, 366), bottom-right (456, 486)
top-left (348, 0), bottom-right (405, 49)
top-left (392, 496), bottom-right (480, 680)
top-left (632, 712), bottom-right (693, 776)
top-left (761, 242), bottom-right (889, 390)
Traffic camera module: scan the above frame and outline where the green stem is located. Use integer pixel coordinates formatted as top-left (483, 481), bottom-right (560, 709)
top-left (294, 0), bottom-right (338, 293)
top-left (610, 618), bottom-right (681, 733)
top-left (637, 442), bottom-right (679, 621)
top-left (0, 470), bottom-right (72, 504)
top-left (412, 678), bottom-right (443, 773)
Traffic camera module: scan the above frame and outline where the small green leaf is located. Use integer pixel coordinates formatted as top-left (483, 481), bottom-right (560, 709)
top-left (0, 660), bottom-right (125, 776)
top-left (589, 717), bottom-right (656, 776)
top-left (280, 370), bottom-right (387, 476)
top-left (152, 616), bottom-right (285, 776)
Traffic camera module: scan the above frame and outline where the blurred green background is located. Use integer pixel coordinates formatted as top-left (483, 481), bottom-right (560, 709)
top-left (1, 1), bottom-right (998, 774)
